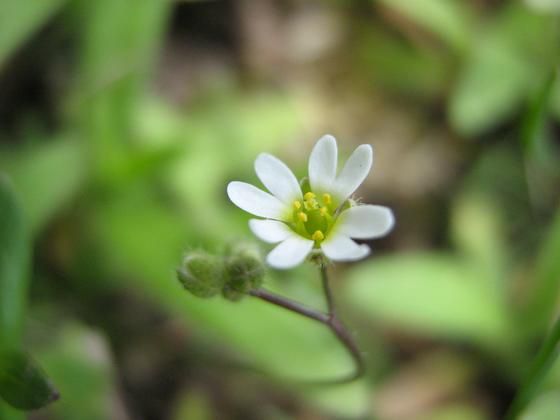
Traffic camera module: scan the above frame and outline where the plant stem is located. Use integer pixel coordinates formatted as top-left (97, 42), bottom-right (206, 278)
top-left (505, 316), bottom-right (560, 419)
top-left (248, 264), bottom-right (365, 385)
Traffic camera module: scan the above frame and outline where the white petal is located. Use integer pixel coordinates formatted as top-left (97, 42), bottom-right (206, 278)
top-left (266, 235), bottom-right (314, 269)
top-left (321, 232), bottom-right (370, 262)
top-left (333, 144), bottom-right (373, 201)
top-left (227, 181), bottom-right (286, 219)
top-left (337, 205), bottom-right (394, 239)
top-left (308, 134), bottom-right (338, 193)
top-left (255, 153), bottom-right (302, 204)
top-left (249, 219), bottom-right (292, 244)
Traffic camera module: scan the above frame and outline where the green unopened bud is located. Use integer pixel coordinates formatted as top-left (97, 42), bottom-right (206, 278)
top-left (221, 284), bottom-right (246, 302)
top-left (177, 252), bottom-right (225, 298)
top-left (224, 243), bottom-right (265, 299)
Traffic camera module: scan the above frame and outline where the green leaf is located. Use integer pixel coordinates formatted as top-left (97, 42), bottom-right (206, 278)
top-left (0, 176), bottom-right (29, 347)
top-left (0, 0), bottom-right (67, 69)
top-left (345, 254), bottom-right (511, 344)
top-left (359, 28), bottom-right (451, 98)
top-left (0, 350), bottom-right (59, 410)
top-left (375, 0), bottom-right (471, 51)
top-left (520, 390), bottom-right (560, 420)
top-left (0, 401), bottom-right (24, 420)
top-left (449, 4), bottom-right (557, 136)
top-left (71, 0), bottom-right (171, 182)
top-left (451, 193), bottom-right (506, 284)
top-left (1, 140), bottom-right (86, 234)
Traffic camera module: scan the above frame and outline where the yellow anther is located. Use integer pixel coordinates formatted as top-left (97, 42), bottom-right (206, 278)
top-left (297, 212), bottom-right (308, 222)
top-left (304, 192), bottom-right (316, 201)
top-left (323, 193), bottom-right (332, 205)
top-left (320, 207), bottom-right (328, 216)
top-left (312, 230), bottom-right (324, 242)
top-left (293, 200), bottom-right (302, 210)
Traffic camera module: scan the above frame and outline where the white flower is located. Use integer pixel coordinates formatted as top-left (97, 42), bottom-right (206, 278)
top-left (227, 135), bottom-right (394, 269)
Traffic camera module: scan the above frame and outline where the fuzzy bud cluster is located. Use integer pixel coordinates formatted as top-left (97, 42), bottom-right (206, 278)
top-left (177, 242), bottom-right (265, 301)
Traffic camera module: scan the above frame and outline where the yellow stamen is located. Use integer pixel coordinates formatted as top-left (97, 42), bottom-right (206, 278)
top-left (323, 193), bottom-right (332, 205)
top-left (312, 230), bottom-right (324, 242)
top-left (297, 212), bottom-right (308, 222)
top-left (320, 207), bottom-right (328, 216)
top-left (293, 200), bottom-right (302, 210)
top-left (304, 192), bottom-right (316, 201)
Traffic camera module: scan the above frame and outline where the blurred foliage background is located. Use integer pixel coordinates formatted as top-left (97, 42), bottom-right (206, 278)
top-left (1, 0), bottom-right (560, 419)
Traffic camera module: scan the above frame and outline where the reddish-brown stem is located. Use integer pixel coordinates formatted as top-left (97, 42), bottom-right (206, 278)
top-left (248, 264), bottom-right (365, 385)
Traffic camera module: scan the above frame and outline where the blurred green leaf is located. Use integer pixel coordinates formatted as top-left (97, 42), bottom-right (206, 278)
top-left (450, 37), bottom-right (531, 137)
top-left (451, 193), bottom-right (506, 285)
top-left (1, 140), bottom-right (86, 234)
top-left (359, 28), bottom-right (451, 98)
top-left (71, 0), bottom-right (170, 183)
top-left (376, 0), bottom-right (471, 51)
top-left (0, 0), bottom-right (66, 69)
top-left (345, 254), bottom-right (511, 343)
top-left (0, 350), bottom-right (59, 410)
top-left (0, 176), bottom-right (29, 347)
top-left (449, 4), bottom-right (557, 136)
top-left (0, 401), bottom-right (24, 420)
top-left (520, 390), bottom-right (560, 420)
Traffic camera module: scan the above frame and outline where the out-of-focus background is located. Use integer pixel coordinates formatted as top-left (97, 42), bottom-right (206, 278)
top-left (1, 0), bottom-right (560, 419)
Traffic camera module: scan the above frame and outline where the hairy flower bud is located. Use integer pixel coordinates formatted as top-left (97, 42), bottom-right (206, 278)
top-left (177, 252), bottom-right (225, 298)
top-left (223, 242), bottom-right (265, 300)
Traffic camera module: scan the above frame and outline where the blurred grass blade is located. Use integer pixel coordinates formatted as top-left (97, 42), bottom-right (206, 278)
top-left (0, 350), bottom-right (59, 410)
top-left (0, 177), bottom-right (59, 410)
top-left (524, 209), bottom-right (560, 335)
top-left (0, 0), bottom-right (67, 69)
top-left (505, 317), bottom-right (560, 419)
top-left (0, 176), bottom-right (29, 346)
top-left (521, 70), bottom-right (556, 158)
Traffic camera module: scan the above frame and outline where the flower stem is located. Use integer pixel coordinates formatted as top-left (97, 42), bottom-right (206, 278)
top-left (248, 264), bottom-right (365, 385)
top-left (505, 316), bottom-right (560, 419)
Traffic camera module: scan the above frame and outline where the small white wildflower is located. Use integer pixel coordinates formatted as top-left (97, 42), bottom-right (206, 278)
top-left (227, 135), bottom-right (394, 269)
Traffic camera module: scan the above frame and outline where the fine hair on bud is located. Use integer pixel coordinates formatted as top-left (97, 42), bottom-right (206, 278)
top-left (223, 242), bottom-right (265, 298)
top-left (177, 251), bottom-right (225, 298)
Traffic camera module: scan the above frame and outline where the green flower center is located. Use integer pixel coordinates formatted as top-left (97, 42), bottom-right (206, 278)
top-left (287, 191), bottom-right (342, 246)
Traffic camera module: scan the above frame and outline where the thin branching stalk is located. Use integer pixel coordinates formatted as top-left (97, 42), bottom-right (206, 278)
top-left (248, 263), bottom-right (365, 385)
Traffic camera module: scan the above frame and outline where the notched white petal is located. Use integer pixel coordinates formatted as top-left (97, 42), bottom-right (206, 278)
top-left (337, 205), bottom-right (394, 239)
top-left (255, 153), bottom-right (302, 204)
top-left (308, 134), bottom-right (338, 193)
top-left (321, 233), bottom-right (370, 262)
top-left (333, 144), bottom-right (373, 201)
top-left (227, 181), bottom-right (286, 219)
top-left (249, 219), bottom-right (292, 244)
top-left (266, 235), bottom-right (314, 269)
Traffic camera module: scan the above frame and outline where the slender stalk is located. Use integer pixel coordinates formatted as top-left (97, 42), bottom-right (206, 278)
top-left (248, 289), bottom-right (328, 324)
top-left (505, 317), bottom-right (560, 419)
top-left (248, 264), bottom-right (365, 385)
